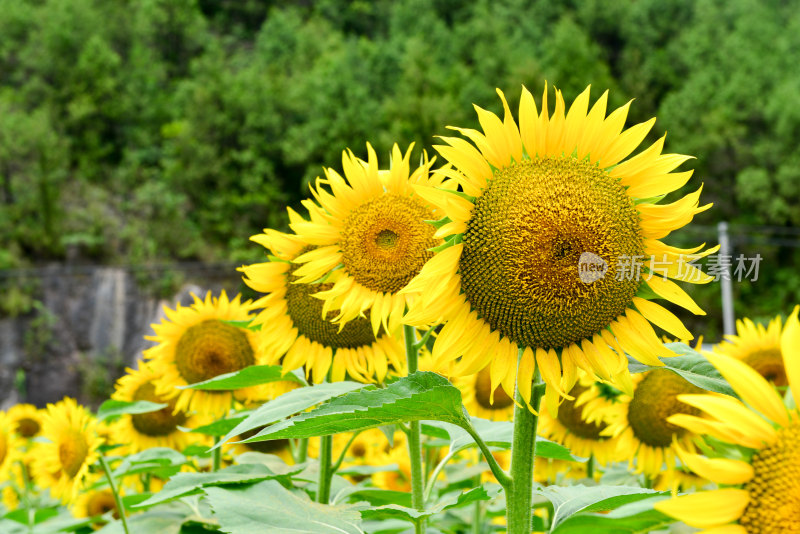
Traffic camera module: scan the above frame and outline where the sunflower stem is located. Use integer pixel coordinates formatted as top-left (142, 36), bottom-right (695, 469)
top-left (404, 324), bottom-right (427, 534)
top-left (99, 455), bottom-right (130, 534)
top-left (317, 434), bottom-right (333, 504)
top-left (19, 461), bottom-right (33, 534)
top-left (331, 431), bottom-right (362, 473)
top-left (212, 436), bottom-right (222, 472)
top-left (472, 475), bottom-right (483, 534)
top-left (506, 368), bottom-right (544, 534)
top-left (462, 425), bottom-right (511, 488)
top-left (296, 438), bottom-right (309, 463)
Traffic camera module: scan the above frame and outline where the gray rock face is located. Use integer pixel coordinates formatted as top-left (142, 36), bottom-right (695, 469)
top-left (0, 264), bottom-right (242, 409)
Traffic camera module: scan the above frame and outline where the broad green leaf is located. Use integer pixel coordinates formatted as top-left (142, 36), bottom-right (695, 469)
top-left (190, 415), bottom-right (247, 437)
top-left (424, 419), bottom-right (581, 461)
top-left (628, 342), bottom-right (736, 396)
top-left (3, 507), bottom-right (58, 525)
top-left (134, 463), bottom-right (300, 508)
top-left (180, 364), bottom-right (305, 390)
top-left (536, 484), bottom-right (668, 531)
top-left (94, 511), bottom-right (188, 534)
top-left (205, 479), bottom-right (363, 534)
top-left (358, 485), bottom-right (501, 522)
top-left (552, 495), bottom-right (674, 534)
top-left (241, 372), bottom-right (469, 443)
top-left (219, 381), bottom-right (367, 448)
top-left (111, 447), bottom-right (187, 479)
top-left (96, 399), bottom-right (168, 421)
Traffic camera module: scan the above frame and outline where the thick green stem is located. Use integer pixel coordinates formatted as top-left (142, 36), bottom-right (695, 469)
top-left (99, 456), bottom-right (130, 534)
top-left (506, 369), bottom-right (544, 534)
top-left (296, 438), bottom-right (309, 463)
top-left (472, 475), bottom-right (483, 534)
top-left (404, 324), bottom-right (426, 534)
top-left (317, 434), bottom-right (333, 503)
top-left (212, 436), bottom-right (222, 472)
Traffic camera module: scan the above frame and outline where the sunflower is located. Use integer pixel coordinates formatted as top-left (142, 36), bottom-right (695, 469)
top-left (597, 369), bottom-right (703, 477)
top-left (454, 367), bottom-right (516, 421)
top-left (108, 364), bottom-right (205, 454)
top-left (145, 291), bottom-right (265, 418)
top-left (7, 404), bottom-right (44, 440)
top-left (713, 314), bottom-right (787, 386)
top-left (655, 307), bottom-right (800, 532)
top-left (70, 476), bottom-right (118, 524)
top-left (402, 84), bottom-right (714, 412)
top-left (0, 411), bottom-right (22, 482)
top-left (287, 143), bottom-right (451, 334)
top-left (240, 224), bottom-right (404, 384)
top-left (31, 397), bottom-right (102, 504)
top-left (538, 371), bottom-right (625, 466)
top-left (372, 446), bottom-right (412, 493)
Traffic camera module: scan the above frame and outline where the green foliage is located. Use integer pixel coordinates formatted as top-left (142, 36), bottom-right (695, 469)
top-left (627, 342), bottom-right (736, 396)
top-left (239, 372), bottom-right (469, 443)
top-left (96, 399), bottom-right (169, 421)
top-left (204, 480), bottom-right (363, 534)
top-left (180, 364), bottom-right (306, 391)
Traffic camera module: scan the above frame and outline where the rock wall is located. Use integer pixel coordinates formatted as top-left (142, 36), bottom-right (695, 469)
top-left (0, 264), bottom-right (242, 409)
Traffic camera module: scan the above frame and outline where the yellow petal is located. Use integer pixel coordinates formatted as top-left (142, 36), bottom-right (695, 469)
top-left (677, 449), bottom-right (754, 485)
top-left (632, 297), bottom-right (693, 340)
top-left (678, 394), bottom-right (777, 446)
top-left (781, 305), bottom-right (800, 403)
top-left (517, 347), bottom-right (535, 409)
top-left (704, 350), bottom-right (789, 427)
top-left (645, 277), bottom-right (705, 315)
top-left (654, 489), bottom-right (749, 529)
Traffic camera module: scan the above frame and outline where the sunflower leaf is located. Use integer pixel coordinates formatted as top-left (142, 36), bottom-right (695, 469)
top-left (96, 400), bottom-right (168, 422)
top-left (423, 419), bottom-right (581, 461)
top-left (217, 381), bottom-right (368, 449)
top-left (627, 342), bottom-right (736, 397)
top-left (179, 364), bottom-right (306, 390)
top-left (549, 494), bottom-right (673, 534)
top-left (133, 463), bottom-right (303, 509)
top-left (204, 479), bottom-right (364, 534)
top-left (536, 484), bottom-right (670, 532)
top-left (238, 372), bottom-right (469, 443)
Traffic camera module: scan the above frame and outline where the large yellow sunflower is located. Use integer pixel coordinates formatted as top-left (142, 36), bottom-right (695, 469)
top-left (31, 397), bottom-right (102, 504)
top-left (402, 84), bottom-right (714, 412)
top-left (655, 305), bottom-right (800, 532)
top-left (109, 364), bottom-right (205, 454)
top-left (240, 224), bottom-right (404, 384)
top-left (287, 143), bottom-right (451, 334)
top-left (596, 369), bottom-right (703, 476)
top-left (713, 314), bottom-right (787, 386)
top-left (537, 371), bottom-right (625, 466)
top-left (145, 291), bottom-right (265, 418)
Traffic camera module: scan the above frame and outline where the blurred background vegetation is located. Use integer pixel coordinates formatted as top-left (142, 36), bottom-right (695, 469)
top-left (1, 0), bottom-right (799, 338)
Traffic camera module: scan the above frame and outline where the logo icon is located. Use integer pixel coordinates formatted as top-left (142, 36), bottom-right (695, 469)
top-left (578, 252), bottom-right (608, 284)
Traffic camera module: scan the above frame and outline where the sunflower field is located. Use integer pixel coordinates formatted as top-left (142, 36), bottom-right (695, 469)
top-left (2, 81), bottom-right (799, 534)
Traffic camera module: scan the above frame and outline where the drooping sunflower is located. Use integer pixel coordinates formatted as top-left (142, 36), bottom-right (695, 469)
top-left (713, 314), bottom-right (787, 386)
top-left (402, 84), bottom-right (714, 412)
top-left (109, 364), bottom-right (204, 454)
top-left (537, 371), bottom-right (625, 466)
top-left (655, 306), bottom-right (800, 532)
top-left (145, 291), bottom-right (265, 418)
top-left (454, 367), bottom-right (516, 421)
top-left (31, 398), bottom-right (102, 504)
top-left (240, 224), bottom-right (404, 384)
top-left (7, 404), bottom-right (44, 440)
top-left (596, 368), bottom-right (703, 476)
top-left (287, 143), bottom-right (451, 334)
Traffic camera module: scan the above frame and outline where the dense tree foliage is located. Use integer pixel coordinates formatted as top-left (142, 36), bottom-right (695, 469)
top-left (1, 0), bottom-right (799, 333)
